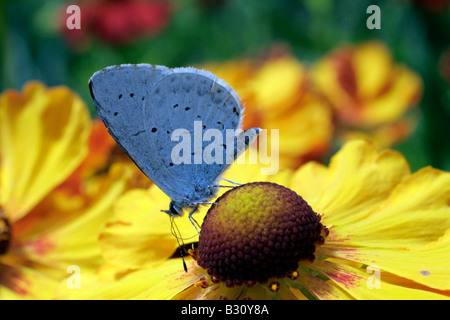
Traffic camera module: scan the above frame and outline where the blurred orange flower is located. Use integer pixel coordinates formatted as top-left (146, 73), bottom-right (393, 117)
top-left (204, 55), bottom-right (334, 170)
top-left (58, 119), bottom-right (151, 197)
top-left (311, 41), bottom-right (422, 148)
top-left (204, 42), bottom-right (422, 169)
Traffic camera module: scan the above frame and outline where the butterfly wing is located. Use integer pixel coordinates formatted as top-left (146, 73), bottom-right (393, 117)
top-left (89, 64), bottom-right (178, 194)
top-left (143, 68), bottom-right (260, 206)
top-left (90, 64), bottom-right (260, 210)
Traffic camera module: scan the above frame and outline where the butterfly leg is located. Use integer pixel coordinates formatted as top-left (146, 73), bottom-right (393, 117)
top-left (220, 178), bottom-right (243, 186)
top-left (188, 205), bottom-right (201, 236)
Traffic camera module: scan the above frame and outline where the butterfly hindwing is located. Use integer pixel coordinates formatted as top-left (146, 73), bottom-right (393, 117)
top-left (143, 68), bottom-right (257, 205)
top-left (89, 64), bottom-right (178, 189)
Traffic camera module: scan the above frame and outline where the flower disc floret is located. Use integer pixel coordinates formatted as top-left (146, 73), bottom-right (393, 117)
top-left (197, 182), bottom-right (325, 287)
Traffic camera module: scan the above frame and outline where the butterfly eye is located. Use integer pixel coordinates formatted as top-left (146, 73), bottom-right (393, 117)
top-left (169, 202), bottom-right (180, 216)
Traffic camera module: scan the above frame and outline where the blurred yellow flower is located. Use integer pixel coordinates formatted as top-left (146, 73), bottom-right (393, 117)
top-left (59, 119), bottom-right (152, 196)
top-left (205, 55), bottom-right (334, 170)
top-left (0, 82), bottom-right (127, 299)
top-left (311, 41), bottom-right (422, 148)
top-left (204, 42), bottom-right (423, 168)
top-left (63, 140), bottom-right (450, 300)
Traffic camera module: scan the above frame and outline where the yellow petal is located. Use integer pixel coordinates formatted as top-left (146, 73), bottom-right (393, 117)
top-left (311, 41), bottom-right (422, 128)
top-left (248, 56), bottom-right (306, 117)
top-left (333, 167), bottom-right (450, 249)
top-left (311, 51), bottom-right (352, 112)
top-left (296, 268), bottom-right (354, 300)
top-left (41, 170), bottom-right (127, 269)
top-left (202, 60), bottom-right (256, 96)
top-left (327, 231), bottom-right (450, 292)
top-left (0, 82), bottom-right (90, 221)
top-left (320, 259), bottom-right (448, 299)
top-left (59, 259), bottom-right (202, 300)
top-left (223, 149), bottom-right (269, 184)
top-left (146, 259), bottom-right (205, 300)
top-left (363, 66), bottom-right (422, 125)
top-left (290, 161), bottom-right (329, 206)
top-left (0, 262), bottom-right (59, 299)
top-left (99, 186), bottom-right (181, 269)
top-left (260, 92), bottom-right (333, 158)
top-left (340, 119), bottom-right (414, 150)
top-left (297, 140), bottom-right (410, 226)
top-left (267, 168), bottom-right (294, 187)
top-left (353, 42), bottom-right (392, 99)
top-left (55, 267), bottom-right (105, 300)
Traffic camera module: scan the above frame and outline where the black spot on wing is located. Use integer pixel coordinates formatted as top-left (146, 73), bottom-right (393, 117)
top-left (132, 130), bottom-right (145, 137)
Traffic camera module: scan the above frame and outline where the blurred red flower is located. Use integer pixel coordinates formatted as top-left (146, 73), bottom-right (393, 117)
top-left (62, 0), bottom-right (173, 48)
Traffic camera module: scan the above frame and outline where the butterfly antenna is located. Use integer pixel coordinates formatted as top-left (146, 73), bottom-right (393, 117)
top-left (180, 249), bottom-right (188, 273)
top-left (170, 216), bottom-right (188, 272)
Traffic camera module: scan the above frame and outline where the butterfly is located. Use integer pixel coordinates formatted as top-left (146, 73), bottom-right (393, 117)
top-left (89, 64), bottom-right (260, 230)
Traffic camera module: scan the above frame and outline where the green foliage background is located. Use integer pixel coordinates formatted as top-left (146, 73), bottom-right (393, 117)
top-left (1, 0), bottom-right (449, 172)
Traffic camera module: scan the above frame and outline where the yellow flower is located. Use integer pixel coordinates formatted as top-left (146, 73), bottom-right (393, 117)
top-left (67, 140), bottom-right (450, 299)
top-left (311, 41), bottom-right (422, 148)
top-left (203, 43), bottom-right (423, 168)
top-left (0, 82), bottom-right (127, 299)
